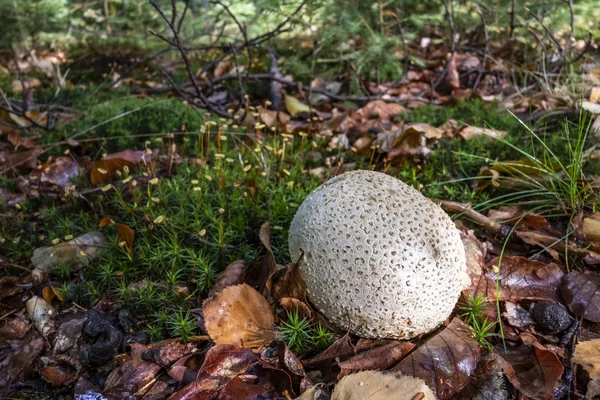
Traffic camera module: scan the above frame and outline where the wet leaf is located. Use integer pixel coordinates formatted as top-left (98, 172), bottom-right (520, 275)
top-left (497, 344), bottom-right (563, 400)
top-left (561, 270), bottom-right (600, 323)
top-left (573, 339), bottom-right (600, 398)
top-left (31, 231), bottom-right (106, 272)
top-left (285, 95), bottom-right (311, 116)
top-left (0, 317), bottom-right (30, 340)
top-left (0, 147), bottom-right (42, 172)
top-left (169, 344), bottom-right (257, 399)
top-left (203, 284), bottom-right (276, 348)
top-left (487, 206), bottom-right (552, 231)
top-left (337, 341), bottom-right (415, 379)
top-left (393, 318), bottom-right (480, 399)
top-left (504, 302), bottom-right (534, 329)
top-left (7, 132), bottom-right (38, 149)
top-left (486, 256), bottom-right (564, 302)
top-left (332, 371), bottom-right (435, 400)
top-left (168, 352), bottom-right (205, 384)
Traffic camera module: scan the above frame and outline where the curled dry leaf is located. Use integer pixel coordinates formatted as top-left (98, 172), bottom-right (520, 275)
top-left (26, 296), bottom-right (55, 337)
top-left (209, 259), bottom-right (249, 297)
top-left (337, 341), bottom-right (415, 379)
top-left (561, 271), bottom-right (600, 323)
top-left (393, 318), bottom-right (480, 399)
top-left (573, 339), bottom-right (600, 399)
top-left (203, 284), bottom-right (276, 348)
top-left (332, 371), bottom-right (435, 400)
top-left (497, 344), bottom-right (563, 400)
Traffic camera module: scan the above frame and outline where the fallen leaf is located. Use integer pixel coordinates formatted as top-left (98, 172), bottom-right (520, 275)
top-left (504, 302), bottom-right (534, 329)
top-left (285, 95), bottom-right (311, 116)
top-left (41, 355), bottom-right (81, 387)
top-left (487, 206), bottom-right (552, 231)
top-left (447, 54), bottom-right (460, 90)
top-left (332, 370), bottom-right (435, 400)
top-left (0, 329), bottom-right (45, 390)
top-left (516, 231), bottom-right (600, 264)
top-left (26, 296), bottom-right (55, 337)
top-left (497, 344), bottom-right (563, 400)
top-left (90, 158), bottom-right (136, 185)
top-left (486, 256), bottom-right (564, 302)
top-left (169, 344), bottom-right (258, 399)
top-left (209, 259), bottom-right (250, 297)
top-left (0, 147), bottom-right (42, 172)
top-left (34, 156), bottom-right (79, 189)
top-left (561, 271), bottom-right (600, 323)
top-left (337, 341), bottom-right (415, 379)
top-left (11, 77), bottom-right (41, 92)
top-left (573, 339), bottom-right (600, 398)
top-left (459, 126), bottom-right (507, 140)
top-left (31, 231), bottom-right (106, 272)
top-left (0, 317), bottom-right (30, 340)
top-left (7, 132), bottom-right (38, 149)
top-left (203, 284), bottom-right (276, 348)
top-left (303, 333), bottom-right (356, 366)
top-left (103, 149), bottom-right (152, 164)
top-left (580, 213), bottom-right (600, 250)
top-left (393, 318), bottom-right (481, 398)
top-left (583, 101), bottom-right (600, 114)
top-left (355, 100), bottom-right (405, 122)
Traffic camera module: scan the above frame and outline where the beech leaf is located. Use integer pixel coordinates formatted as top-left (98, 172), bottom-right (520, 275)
top-left (561, 270), bottom-right (600, 323)
top-left (203, 284), bottom-right (276, 348)
top-left (332, 370), bottom-right (435, 400)
top-left (393, 318), bottom-right (480, 398)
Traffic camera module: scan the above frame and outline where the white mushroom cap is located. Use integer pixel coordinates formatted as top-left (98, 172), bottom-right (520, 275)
top-left (289, 170), bottom-right (467, 339)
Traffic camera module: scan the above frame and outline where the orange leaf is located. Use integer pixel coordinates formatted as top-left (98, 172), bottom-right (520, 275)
top-left (203, 284), bottom-right (275, 348)
top-left (98, 217), bottom-right (114, 227)
top-left (42, 286), bottom-right (55, 304)
top-left (90, 158), bottom-right (135, 185)
top-left (116, 223), bottom-right (135, 251)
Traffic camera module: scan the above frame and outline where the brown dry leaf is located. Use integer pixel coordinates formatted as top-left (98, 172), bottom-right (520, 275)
top-left (115, 224), bottom-right (135, 252)
top-left (561, 271), bottom-right (600, 323)
top-left (303, 333), bottom-right (356, 366)
top-left (7, 132), bottom-right (38, 149)
top-left (214, 57), bottom-right (232, 78)
top-left (447, 54), bottom-right (460, 90)
top-left (580, 213), bottom-right (600, 250)
top-left (393, 318), bottom-right (480, 398)
top-left (356, 100), bottom-right (405, 122)
top-left (337, 341), bottom-right (415, 379)
top-left (487, 256), bottom-right (564, 302)
top-left (280, 297), bottom-right (312, 319)
top-left (590, 87), bottom-right (600, 103)
top-left (268, 260), bottom-right (307, 304)
top-left (169, 344), bottom-right (259, 400)
top-left (403, 122), bottom-right (444, 140)
top-left (0, 317), bottom-right (30, 340)
top-left (461, 230), bottom-right (486, 296)
top-left (332, 370), bottom-right (435, 400)
top-left (42, 286), bottom-right (64, 304)
top-left (209, 259), bottom-right (249, 297)
top-left (0, 329), bottom-right (45, 390)
top-left (203, 284), bottom-right (275, 348)
top-left (487, 206), bottom-right (551, 231)
top-left (517, 231), bottom-right (600, 264)
top-left (497, 344), bottom-right (563, 400)
top-left (573, 339), bottom-right (600, 399)
top-left (103, 149), bottom-right (150, 164)
top-left (11, 77), bottom-right (41, 92)
top-left (90, 158), bottom-right (136, 185)
top-left (459, 126), bottom-right (506, 140)
top-left (40, 355), bottom-right (81, 387)
top-left (0, 147), bottom-right (42, 172)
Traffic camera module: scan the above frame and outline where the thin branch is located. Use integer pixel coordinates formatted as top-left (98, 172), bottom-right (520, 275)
top-left (527, 8), bottom-right (562, 52)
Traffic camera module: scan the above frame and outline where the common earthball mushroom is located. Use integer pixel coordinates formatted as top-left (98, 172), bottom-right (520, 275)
top-left (289, 170), bottom-right (468, 339)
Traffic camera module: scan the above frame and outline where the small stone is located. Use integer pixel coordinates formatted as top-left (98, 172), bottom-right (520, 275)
top-left (531, 301), bottom-right (572, 333)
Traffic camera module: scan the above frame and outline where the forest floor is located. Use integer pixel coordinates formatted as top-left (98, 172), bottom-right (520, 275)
top-left (2, 22), bottom-right (600, 400)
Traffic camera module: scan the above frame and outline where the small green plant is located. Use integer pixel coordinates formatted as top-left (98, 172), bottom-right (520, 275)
top-left (278, 309), bottom-right (314, 354)
top-left (312, 323), bottom-right (336, 351)
top-left (459, 293), bottom-right (498, 349)
top-left (146, 324), bottom-right (166, 342)
top-left (167, 311), bottom-right (197, 341)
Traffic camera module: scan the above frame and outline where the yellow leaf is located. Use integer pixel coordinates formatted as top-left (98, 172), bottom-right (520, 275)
top-left (284, 95), bottom-right (311, 116)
